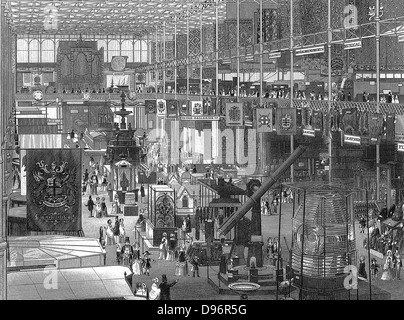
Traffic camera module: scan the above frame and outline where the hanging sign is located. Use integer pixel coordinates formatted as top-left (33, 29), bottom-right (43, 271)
top-left (180, 116), bottom-right (220, 121)
top-left (397, 143), bottom-right (404, 152)
top-left (267, 51), bottom-right (281, 59)
top-left (344, 134), bottom-right (361, 145)
top-left (295, 46), bottom-right (325, 56)
top-left (344, 40), bottom-right (362, 50)
top-left (303, 129), bottom-right (315, 137)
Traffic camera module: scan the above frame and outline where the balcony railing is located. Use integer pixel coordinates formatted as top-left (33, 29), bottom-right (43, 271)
top-left (15, 92), bottom-right (404, 115)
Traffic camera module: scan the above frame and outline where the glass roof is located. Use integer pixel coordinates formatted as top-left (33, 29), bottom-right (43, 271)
top-left (5, 0), bottom-right (232, 37)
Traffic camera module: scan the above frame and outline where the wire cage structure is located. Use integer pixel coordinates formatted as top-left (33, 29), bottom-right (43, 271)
top-left (286, 182), bottom-right (358, 300)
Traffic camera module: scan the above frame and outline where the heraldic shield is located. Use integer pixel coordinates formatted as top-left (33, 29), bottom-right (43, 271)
top-left (256, 108), bottom-right (273, 133)
top-left (226, 102), bottom-right (243, 126)
top-left (26, 149), bottom-right (82, 232)
top-left (276, 107), bottom-right (297, 135)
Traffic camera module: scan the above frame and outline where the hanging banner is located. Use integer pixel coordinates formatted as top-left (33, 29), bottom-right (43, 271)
top-left (26, 148), bottom-right (82, 232)
top-left (276, 108), bottom-right (297, 135)
top-left (395, 115), bottom-right (404, 142)
top-left (156, 99), bottom-right (167, 116)
top-left (368, 113), bottom-right (384, 144)
top-left (179, 100), bottom-right (189, 116)
top-left (166, 100), bottom-right (178, 118)
top-left (145, 100), bottom-right (157, 114)
top-left (191, 101), bottom-right (203, 116)
top-left (256, 108), bottom-right (273, 133)
top-left (397, 143), bottom-right (404, 152)
top-left (344, 134), bottom-right (361, 145)
top-left (295, 45), bottom-right (325, 56)
top-left (225, 102), bottom-right (244, 127)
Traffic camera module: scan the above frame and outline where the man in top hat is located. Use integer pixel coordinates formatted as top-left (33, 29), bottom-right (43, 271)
top-left (190, 255), bottom-right (200, 277)
top-left (121, 237), bottom-right (134, 267)
top-left (158, 274), bottom-right (179, 300)
top-left (142, 251), bottom-right (152, 276)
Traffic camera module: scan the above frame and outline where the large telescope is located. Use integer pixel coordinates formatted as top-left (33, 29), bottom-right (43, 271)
top-left (218, 145), bottom-right (307, 235)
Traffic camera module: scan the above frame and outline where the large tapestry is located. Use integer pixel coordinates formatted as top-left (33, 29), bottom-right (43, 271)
top-left (26, 149), bottom-right (82, 232)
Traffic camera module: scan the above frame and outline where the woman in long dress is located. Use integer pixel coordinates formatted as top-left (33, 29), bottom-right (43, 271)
top-left (132, 244), bottom-right (143, 275)
top-left (158, 235), bottom-right (167, 260)
top-left (175, 246), bottom-right (187, 276)
top-left (105, 219), bottom-right (115, 245)
top-left (149, 278), bottom-right (161, 300)
top-left (381, 250), bottom-right (393, 280)
top-left (393, 249), bottom-right (402, 280)
top-left (119, 218), bottom-right (126, 244)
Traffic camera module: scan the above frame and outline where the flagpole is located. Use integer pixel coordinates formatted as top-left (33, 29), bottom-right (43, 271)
top-left (327, 0), bottom-right (332, 183)
top-left (289, 0), bottom-right (294, 182)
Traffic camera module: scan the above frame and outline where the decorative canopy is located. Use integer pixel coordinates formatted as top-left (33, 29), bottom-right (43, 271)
top-left (5, 0), bottom-right (229, 37)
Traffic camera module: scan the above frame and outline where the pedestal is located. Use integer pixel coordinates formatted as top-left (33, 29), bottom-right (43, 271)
top-left (249, 268), bottom-right (259, 284)
top-left (219, 255), bottom-right (227, 274)
top-left (107, 190), bottom-right (113, 202)
top-left (124, 205), bottom-right (138, 216)
top-left (247, 242), bottom-right (264, 268)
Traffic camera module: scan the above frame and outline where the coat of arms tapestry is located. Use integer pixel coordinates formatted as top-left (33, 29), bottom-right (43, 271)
top-left (26, 149), bottom-right (82, 232)
top-left (225, 103), bottom-right (244, 127)
top-left (276, 107), bottom-right (297, 135)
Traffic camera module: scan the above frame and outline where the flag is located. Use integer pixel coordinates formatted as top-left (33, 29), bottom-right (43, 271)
top-left (145, 100), bottom-right (156, 114)
top-left (276, 107), bottom-right (297, 135)
top-left (167, 100), bottom-right (178, 118)
top-left (191, 101), bottom-right (203, 116)
top-left (225, 103), bottom-right (243, 127)
top-left (156, 99), bottom-right (166, 116)
top-left (256, 108), bottom-right (273, 133)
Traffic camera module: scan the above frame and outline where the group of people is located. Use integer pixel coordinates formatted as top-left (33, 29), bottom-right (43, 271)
top-left (116, 237), bottom-right (154, 276)
top-left (358, 249), bottom-right (402, 281)
top-left (85, 195), bottom-right (108, 218)
top-left (99, 216), bottom-right (126, 247)
top-left (266, 237), bottom-right (283, 268)
top-left (82, 168), bottom-right (108, 197)
top-left (157, 233), bottom-right (200, 278)
top-left (261, 190), bottom-right (292, 216)
top-left (135, 274), bottom-right (179, 300)
top-left (362, 204), bottom-right (403, 257)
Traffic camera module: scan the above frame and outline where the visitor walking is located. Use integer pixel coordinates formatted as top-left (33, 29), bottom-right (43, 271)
top-left (393, 249), bottom-right (402, 280)
top-left (142, 251), bottom-right (153, 276)
top-left (85, 195), bottom-right (94, 218)
top-left (190, 256), bottom-right (200, 277)
top-left (106, 219), bottom-right (115, 245)
top-left (158, 234), bottom-right (167, 260)
top-left (381, 250), bottom-right (393, 280)
top-left (358, 256), bottom-right (367, 279)
top-left (113, 216), bottom-right (120, 245)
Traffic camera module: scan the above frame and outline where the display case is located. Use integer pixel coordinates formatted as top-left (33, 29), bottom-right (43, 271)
top-left (147, 184), bottom-right (176, 246)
